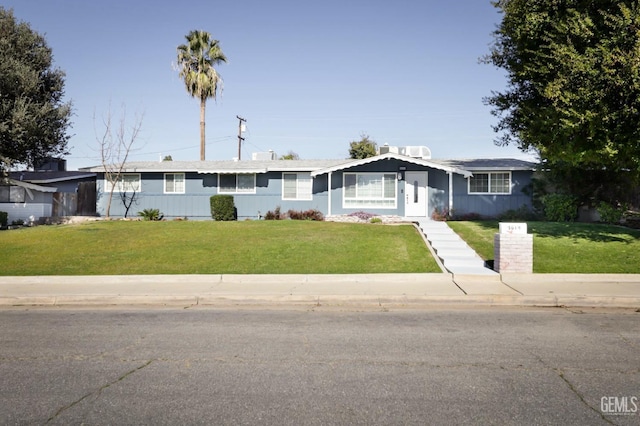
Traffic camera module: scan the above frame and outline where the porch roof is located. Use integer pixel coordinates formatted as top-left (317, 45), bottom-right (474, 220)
top-left (309, 152), bottom-right (473, 178)
top-left (8, 179), bottom-right (57, 193)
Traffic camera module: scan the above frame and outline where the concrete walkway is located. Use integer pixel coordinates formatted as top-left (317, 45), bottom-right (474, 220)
top-left (1, 273), bottom-right (639, 308)
top-left (415, 220), bottom-right (497, 275)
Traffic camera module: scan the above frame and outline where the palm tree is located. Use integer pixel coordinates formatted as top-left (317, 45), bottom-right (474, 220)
top-left (177, 30), bottom-right (227, 161)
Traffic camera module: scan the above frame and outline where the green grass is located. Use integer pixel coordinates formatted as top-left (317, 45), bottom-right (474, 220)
top-left (447, 221), bottom-right (640, 273)
top-left (0, 220), bottom-right (440, 275)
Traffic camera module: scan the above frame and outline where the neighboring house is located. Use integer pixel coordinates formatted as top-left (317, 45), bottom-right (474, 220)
top-left (0, 179), bottom-right (57, 225)
top-left (2, 158), bottom-right (97, 225)
top-left (83, 147), bottom-right (536, 220)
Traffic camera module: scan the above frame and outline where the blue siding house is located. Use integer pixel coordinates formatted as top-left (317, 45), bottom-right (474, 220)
top-left (84, 147), bottom-right (535, 220)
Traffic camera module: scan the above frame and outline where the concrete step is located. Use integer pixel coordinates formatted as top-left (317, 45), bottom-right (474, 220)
top-left (433, 247), bottom-right (481, 259)
top-left (414, 219), bottom-right (496, 275)
top-left (431, 241), bottom-right (469, 250)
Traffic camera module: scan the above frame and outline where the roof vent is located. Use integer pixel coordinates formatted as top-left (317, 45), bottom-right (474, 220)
top-left (400, 146), bottom-right (431, 160)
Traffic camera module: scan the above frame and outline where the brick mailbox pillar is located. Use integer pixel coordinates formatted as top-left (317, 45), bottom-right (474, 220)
top-left (494, 223), bottom-right (533, 273)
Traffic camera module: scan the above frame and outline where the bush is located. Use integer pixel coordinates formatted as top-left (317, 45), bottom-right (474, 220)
top-left (541, 194), bottom-right (578, 222)
top-left (137, 208), bottom-right (163, 221)
top-left (431, 207), bottom-right (450, 221)
top-left (210, 195), bottom-right (236, 221)
top-left (264, 206), bottom-right (283, 220)
top-left (597, 202), bottom-right (624, 224)
top-left (497, 205), bottom-right (537, 221)
top-left (370, 217), bottom-right (382, 224)
top-left (0, 211), bottom-right (7, 227)
top-left (451, 212), bottom-right (483, 221)
top-left (287, 209), bottom-right (324, 221)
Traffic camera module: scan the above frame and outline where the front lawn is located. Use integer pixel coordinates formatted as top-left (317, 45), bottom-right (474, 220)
top-left (447, 221), bottom-right (640, 273)
top-left (0, 220), bottom-right (440, 275)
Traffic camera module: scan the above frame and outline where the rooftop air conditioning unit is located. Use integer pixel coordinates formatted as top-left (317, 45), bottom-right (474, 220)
top-left (400, 146), bottom-right (432, 160)
top-left (379, 145), bottom-right (400, 155)
top-left (251, 150), bottom-right (277, 161)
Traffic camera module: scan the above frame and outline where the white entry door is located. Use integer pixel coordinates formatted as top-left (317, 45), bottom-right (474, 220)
top-left (404, 172), bottom-right (428, 217)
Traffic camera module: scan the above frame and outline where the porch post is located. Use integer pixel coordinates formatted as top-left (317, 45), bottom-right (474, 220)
top-left (448, 172), bottom-right (453, 213)
top-left (327, 171), bottom-right (332, 216)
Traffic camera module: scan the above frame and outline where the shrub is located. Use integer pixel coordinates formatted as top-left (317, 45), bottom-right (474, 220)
top-left (0, 211), bottom-right (7, 227)
top-left (431, 207), bottom-right (450, 221)
top-left (210, 195), bottom-right (236, 221)
top-left (541, 194), bottom-right (578, 222)
top-left (451, 212), bottom-right (483, 221)
top-left (597, 202), bottom-right (624, 224)
top-left (370, 217), bottom-right (382, 224)
top-left (497, 205), bottom-right (537, 221)
top-left (138, 208), bottom-right (163, 221)
top-left (287, 209), bottom-right (324, 221)
top-left (348, 211), bottom-right (376, 221)
top-left (264, 206), bottom-right (283, 220)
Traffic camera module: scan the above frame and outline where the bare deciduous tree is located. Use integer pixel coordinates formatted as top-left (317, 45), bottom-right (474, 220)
top-left (96, 105), bottom-right (144, 218)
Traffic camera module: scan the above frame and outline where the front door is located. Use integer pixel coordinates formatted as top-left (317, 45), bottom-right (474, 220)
top-left (404, 171), bottom-right (428, 217)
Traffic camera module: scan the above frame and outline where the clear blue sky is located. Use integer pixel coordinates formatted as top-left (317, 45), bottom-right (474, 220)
top-left (4, 0), bottom-right (532, 170)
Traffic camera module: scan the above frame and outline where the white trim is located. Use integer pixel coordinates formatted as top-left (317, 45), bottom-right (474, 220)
top-left (104, 173), bottom-right (141, 193)
top-left (311, 152), bottom-right (472, 178)
top-left (342, 172), bottom-right (397, 209)
top-left (281, 172), bottom-right (312, 201)
top-left (163, 173), bottom-right (186, 194)
top-left (218, 173), bottom-right (256, 194)
top-left (7, 179), bottom-right (57, 193)
top-left (468, 171), bottom-right (512, 195)
top-left (448, 172), bottom-right (453, 212)
top-left (328, 171), bottom-right (333, 216)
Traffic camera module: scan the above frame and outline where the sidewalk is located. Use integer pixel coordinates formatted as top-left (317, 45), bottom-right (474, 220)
top-left (1, 273), bottom-right (639, 308)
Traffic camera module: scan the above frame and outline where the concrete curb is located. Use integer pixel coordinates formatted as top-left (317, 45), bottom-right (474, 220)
top-left (1, 274), bottom-right (639, 308)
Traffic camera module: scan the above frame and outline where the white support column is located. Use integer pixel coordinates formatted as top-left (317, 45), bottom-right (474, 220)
top-left (327, 171), bottom-right (332, 216)
top-left (448, 172), bottom-right (453, 213)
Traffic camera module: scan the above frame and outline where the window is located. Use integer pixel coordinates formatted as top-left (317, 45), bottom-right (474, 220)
top-left (282, 172), bottom-right (312, 200)
top-left (468, 172), bottom-right (511, 194)
top-left (105, 174), bottom-right (141, 193)
top-left (164, 173), bottom-right (185, 194)
top-left (219, 173), bottom-right (256, 193)
top-left (343, 173), bottom-right (396, 208)
top-left (0, 186), bottom-right (26, 203)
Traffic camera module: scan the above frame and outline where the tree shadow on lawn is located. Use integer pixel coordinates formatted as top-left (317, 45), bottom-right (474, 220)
top-left (473, 221), bottom-right (640, 244)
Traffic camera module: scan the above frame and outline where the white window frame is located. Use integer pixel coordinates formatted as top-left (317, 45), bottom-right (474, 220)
top-left (282, 172), bottom-right (312, 200)
top-left (164, 173), bottom-right (185, 194)
top-left (468, 171), bottom-right (512, 195)
top-left (218, 173), bottom-right (256, 194)
top-left (342, 172), bottom-right (397, 209)
top-left (105, 173), bottom-right (141, 193)
top-left (0, 185), bottom-right (26, 203)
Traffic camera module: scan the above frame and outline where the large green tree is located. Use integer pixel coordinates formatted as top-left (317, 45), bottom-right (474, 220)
top-left (176, 30), bottom-right (226, 161)
top-left (484, 1), bottom-right (640, 204)
top-left (0, 7), bottom-right (71, 176)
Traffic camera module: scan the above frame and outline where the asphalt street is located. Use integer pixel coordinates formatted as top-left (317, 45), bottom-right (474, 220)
top-left (1, 306), bottom-right (638, 425)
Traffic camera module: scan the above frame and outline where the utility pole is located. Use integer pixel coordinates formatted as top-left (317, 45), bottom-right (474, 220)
top-left (236, 116), bottom-right (246, 160)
